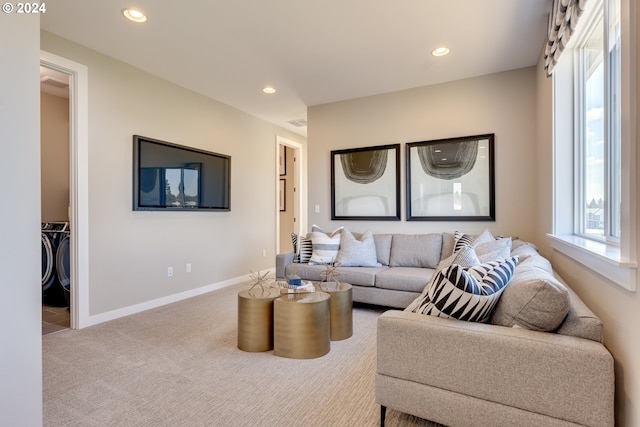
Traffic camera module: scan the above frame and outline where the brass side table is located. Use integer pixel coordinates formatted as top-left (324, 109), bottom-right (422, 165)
top-left (274, 292), bottom-right (330, 359)
top-left (237, 288), bottom-right (281, 352)
top-left (315, 282), bottom-right (353, 341)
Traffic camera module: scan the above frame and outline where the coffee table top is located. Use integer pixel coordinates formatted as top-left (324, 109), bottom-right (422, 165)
top-left (238, 287), bottom-right (281, 300)
top-left (277, 292), bottom-right (330, 304)
top-left (314, 282), bottom-right (352, 292)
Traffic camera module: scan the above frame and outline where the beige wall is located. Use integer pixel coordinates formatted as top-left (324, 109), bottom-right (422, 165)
top-left (41, 31), bottom-right (305, 316)
top-left (0, 14), bottom-right (43, 425)
top-left (41, 91), bottom-right (70, 222)
top-left (307, 67), bottom-right (539, 241)
top-left (534, 13), bottom-right (640, 425)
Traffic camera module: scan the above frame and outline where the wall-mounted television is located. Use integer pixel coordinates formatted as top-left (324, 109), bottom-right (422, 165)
top-left (133, 135), bottom-right (231, 211)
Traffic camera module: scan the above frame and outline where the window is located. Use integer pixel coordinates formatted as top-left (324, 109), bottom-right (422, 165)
top-left (574, 0), bottom-right (620, 242)
top-left (550, 0), bottom-right (636, 291)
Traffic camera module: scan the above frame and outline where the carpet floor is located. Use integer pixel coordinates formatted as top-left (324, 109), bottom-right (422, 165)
top-left (43, 283), bottom-right (442, 427)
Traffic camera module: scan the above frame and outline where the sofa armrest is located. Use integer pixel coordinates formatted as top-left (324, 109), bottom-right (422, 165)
top-left (376, 310), bottom-right (614, 427)
top-left (276, 252), bottom-right (294, 279)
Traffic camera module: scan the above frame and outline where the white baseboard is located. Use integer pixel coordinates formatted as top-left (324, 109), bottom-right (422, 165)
top-left (82, 268), bottom-right (276, 328)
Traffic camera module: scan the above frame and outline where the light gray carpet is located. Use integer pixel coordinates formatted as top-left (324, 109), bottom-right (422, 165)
top-left (43, 283), bottom-right (442, 427)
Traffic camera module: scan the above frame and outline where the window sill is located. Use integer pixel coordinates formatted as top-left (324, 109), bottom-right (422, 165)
top-left (547, 234), bottom-right (637, 292)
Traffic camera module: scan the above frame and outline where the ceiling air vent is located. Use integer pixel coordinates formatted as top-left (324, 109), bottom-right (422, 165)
top-left (286, 119), bottom-right (307, 128)
top-left (40, 76), bottom-right (69, 89)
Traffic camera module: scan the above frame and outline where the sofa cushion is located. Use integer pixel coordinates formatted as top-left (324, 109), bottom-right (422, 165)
top-left (440, 232), bottom-right (456, 261)
top-left (491, 264), bottom-right (570, 332)
top-left (308, 225), bottom-right (343, 265)
top-left (375, 267), bottom-right (435, 293)
top-left (284, 263), bottom-right (386, 287)
top-left (389, 234), bottom-right (442, 268)
top-left (290, 232), bottom-right (312, 263)
top-left (335, 229), bottom-right (380, 267)
top-left (511, 242), bottom-right (543, 264)
top-left (517, 253), bottom-right (554, 274)
top-left (411, 256), bottom-right (519, 323)
top-left (373, 234), bottom-right (393, 266)
top-left (555, 276), bottom-right (604, 342)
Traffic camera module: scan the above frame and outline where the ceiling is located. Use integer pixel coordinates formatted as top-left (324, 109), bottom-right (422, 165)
top-left (40, 0), bottom-right (551, 136)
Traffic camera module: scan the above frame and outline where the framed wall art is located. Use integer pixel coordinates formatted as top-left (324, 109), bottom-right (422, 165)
top-left (331, 144), bottom-right (400, 220)
top-left (406, 134), bottom-right (495, 221)
top-left (279, 179), bottom-right (286, 211)
top-left (279, 145), bottom-right (287, 176)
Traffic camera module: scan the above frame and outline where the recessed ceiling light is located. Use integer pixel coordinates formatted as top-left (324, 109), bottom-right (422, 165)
top-left (262, 86), bottom-right (276, 94)
top-left (122, 8), bottom-right (147, 23)
top-left (431, 47), bottom-right (450, 57)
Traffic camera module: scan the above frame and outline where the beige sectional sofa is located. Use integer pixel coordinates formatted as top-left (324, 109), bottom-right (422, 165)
top-left (276, 231), bottom-right (457, 308)
top-left (276, 229), bottom-right (615, 426)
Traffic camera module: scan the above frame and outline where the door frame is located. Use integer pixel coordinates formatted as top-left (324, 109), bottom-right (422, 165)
top-left (275, 136), bottom-right (306, 255)
top-left (40, 51), bottom-right (89, 329)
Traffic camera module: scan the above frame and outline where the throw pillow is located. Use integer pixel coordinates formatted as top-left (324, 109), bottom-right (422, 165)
top-left (453, 229), bottom-right (495, 253)
top-left (405, 245), bottom-right (481, 312)
top-left (475, 237), bottom-right (512, 263)
top-left (412, 256), bottom-right (519, 323)
top-left (491, 265), bottom-right (570, 332)
top-left (308, 225), bottom-right (344, 265)
top-left (335, 229), bottom-right (380, 267)
top-left (290, 233), bottom-right (313, 263)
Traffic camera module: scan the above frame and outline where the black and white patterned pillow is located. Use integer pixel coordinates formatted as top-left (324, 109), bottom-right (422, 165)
top-left (412, 256), bottom-right (519, 323)
top-left (453, 229), bottom-right (495, 253)
top-left (453, 231), bottom-right (476, 252)
top-left (406, 245), bottom-right (481, 312)
top-left (290, 233), bottom-right (313, 264)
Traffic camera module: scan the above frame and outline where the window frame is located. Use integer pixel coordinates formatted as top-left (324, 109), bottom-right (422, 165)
top-left (549, 0), bottom-right (637, 291)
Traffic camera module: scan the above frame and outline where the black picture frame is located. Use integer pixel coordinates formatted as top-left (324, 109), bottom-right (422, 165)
top-left (406, 134), bottom-right (495, 221)
top-left (331, 144), bottom-right (401, 221)
top-left (279, 179), bottom-right (286, 211)
top-left (279, 145), bottom-right (286, 176)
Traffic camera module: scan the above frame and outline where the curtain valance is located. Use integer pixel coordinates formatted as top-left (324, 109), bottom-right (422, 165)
top-left (544, 0), bottom-right (588, 76)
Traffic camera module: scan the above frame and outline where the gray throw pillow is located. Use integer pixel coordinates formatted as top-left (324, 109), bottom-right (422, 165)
top-left (335, 229), bottom-right (380, 267)
top-left (475, 237), bottom-right (512, 263)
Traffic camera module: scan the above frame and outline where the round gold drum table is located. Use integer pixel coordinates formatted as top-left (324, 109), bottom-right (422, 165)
top-left (274, 292), bottom-right (330, 359)
top-left (237, 288), bottom-right (281, 352)
top-left (315, 282), bottom-right (353, 341)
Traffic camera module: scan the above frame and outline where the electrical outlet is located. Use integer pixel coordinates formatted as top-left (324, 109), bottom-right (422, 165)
top-left (315, 204), bottom-right (320, 213)
top-left (186, 263), bottom-right (192, 273)
top-left (262, 249), bottom-right (267, 257)
top-left (167, 266), bottom-right (173, 277)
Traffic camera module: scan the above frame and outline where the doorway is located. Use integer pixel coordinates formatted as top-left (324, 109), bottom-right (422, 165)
top-left (40, 51), bottom-right (89, 330)
top-left (40, 65), bottom-right (71, 333)
top-left (276, 136), bottom-right (305, 255)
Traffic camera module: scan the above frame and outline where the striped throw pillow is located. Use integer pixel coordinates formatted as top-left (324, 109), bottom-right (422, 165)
top-left (308, 225), bottom-right (343, 265)
top-left (290, 233), bottom-right (313, 263)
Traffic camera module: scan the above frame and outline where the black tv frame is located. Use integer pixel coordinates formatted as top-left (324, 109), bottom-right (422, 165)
top-left (132, 135), bottom-right (231, 212)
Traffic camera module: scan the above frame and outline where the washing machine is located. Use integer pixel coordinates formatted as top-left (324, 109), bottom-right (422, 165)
top-left (56, 231), bottom-right (71, 307)
top-left (41, 222), bottom-right (69, 307)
